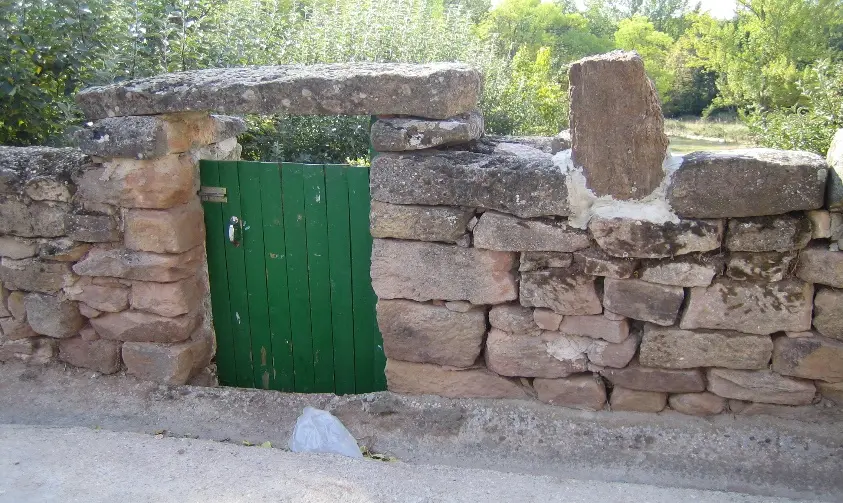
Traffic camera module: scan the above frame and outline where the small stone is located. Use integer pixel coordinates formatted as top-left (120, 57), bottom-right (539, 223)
top-left (725, 215), bottom-right (812, 252)
top-left (370, 111), bottom-right (483, 151)
top-left (24, 293), bottom-right (84, 338)
top-left (130, 278), bottom-right (201, 317)
top-left (196, 138), bottom-right (241, 161)
top-left (7, 291), bottom-right (25, 319)
top-left (473, 212), bottom-right (590, 252)
top-left (0, 317), bottom-right (37, 340)
top-left (78, 304), bottom-right (101, 319)
top-left (0, 196), bottom-right (69, 238)
top-left (122, 340), bottom-right (202, 385)
top-left (558, 315), bottom-right (629, 343)
top-left (58, 337), bottom-right (122, 374)
top-left (444, 301), bottom-right (472, 313)
top-left (66, 213), bottom-right (121, 243)
top-left (668, 392), bottom-right (726, 416)
top-left (706, 368), bottom-right (816, 406)
top-left (586, 335), bottom-right (638, 368)
top-left (772, 334), bottom-right (843, 382)
top-left (813, 287), bottom-right (843, 340)
top-left (519, 270), bottom-right (602, 315)
top-left (125, 200), bottom-right (204, 254)
top-left (610, 387), bottom-right (667, 412)
top-left (601, 361), bottom-right (705, 393)
top-left (377, 299), bottom-right (485, 368)
top-left (37, 239), bottom-right (90, 262)
top-left (808, 210), bottom-right (832, 239)
top-left (602, 278), bottom-right (684, 326)
top-left (0, 283), bottom-right (8, 318)
top-left (369, 202), bottom-right (474, 243)
top-left (726, 251), bottom-right (796, 282)
top-left (23, 177), bottom-right (72, 202)
top-left (825, 128), bottom-right (843, 211)
top-left (817, 381), bottom-right (843, 403)
top-left (680, 279), bottom-right (813, 335)
top-left (79, 325), bottom-right (99, 341)
top-left (489, 304), bottom-right (540, 335)
top-left (589, 216), bottom-right (723, 259)
top-left (639, 256), bottom-right (720, 287)
top-left (573, 248), bottom-right (638, 279)
top-left (485, 328), bottom-right (588, 378)
top-left (385, 359), bottom-right (529, 399)
top-left (534, 375), bottom-right (606, 410)
top-left (64, 278), bottom-right (130, 313)
top-left (0, 236), bottom-right (37, 259)
top-left (603, 310), bottom-right (625, 321)
top-left (640, 324), bottom-right (773, 370)
top-left (533, 308), bottom-right (563, 331)
top-left (519, 252), bottom-right (573, 272)
top-left (91, 310), bottom-right (199, 343)
top-left (72, 246), bottom-right (203, 282)
top-left (794, 246), bottom-right (843, 288)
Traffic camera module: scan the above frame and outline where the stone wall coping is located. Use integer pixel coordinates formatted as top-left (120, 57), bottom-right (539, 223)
top-left (0, 147), bottom-right (89, 194)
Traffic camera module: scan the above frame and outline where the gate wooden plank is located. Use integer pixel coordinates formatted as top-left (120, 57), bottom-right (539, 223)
top-left (281, 164), bottom-right (316, 393)
top-left (199, 161), bottom-right (237, 386)
top-left (238, 162), bottom-right (274, 390)
top-left (302, 165), bottom-right (336, 393)
top-left (218, 160), bottom-right (255, 388)
top-left (324, 165), bottom-right (355, 395)
top-left (260, 163), bottom-right (295, 392)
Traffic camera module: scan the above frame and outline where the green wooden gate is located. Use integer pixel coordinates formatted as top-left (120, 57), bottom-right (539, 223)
top-left (199, 160), bottom-right (386, 394)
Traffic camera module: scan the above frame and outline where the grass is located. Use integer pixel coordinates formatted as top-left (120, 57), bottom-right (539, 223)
top-left (665, 116), bottom-right (756, 154)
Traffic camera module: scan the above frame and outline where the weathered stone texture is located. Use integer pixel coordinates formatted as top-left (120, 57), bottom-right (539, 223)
top-left (131, 278), bottom-right (201, 318)
top-left (602, 278), bottom-right (684, 326)
top-left (67, 213), bottom-right (121, 243)
top-left (385, 359), bottom-right (529, 399)
top-left (640, 325), bottom-right (773, 370)
top-left (474, 212), bottom-right (589, 252)
top-left (827, 128), bottom-right (843, 211)
top-left (667, 149), bottom-right (828, 218)
top-left (534, 375), bottom-right (606, 410)
top-left (589, 217), bottom-right (723, 259)
top-left (58, 337), bottom-right (122, 374)
top-left (558, 315), bottom-right (628, 343)
top-left (369, 202), bottom-right (473, 243)
top-left (808, 210), bottom-right (832, 239)
top-left (90, 310), bottom-right (199, 343)
top-left (6, 291), bottom-right (25, 320)
top-left (813, 287), bottom-right (843, 340)
top-left (726, 251), bottom-right (796, 282)
top-left (377, 299), bottom-right (485, 368)
top-left (0, 197), bottom-right (68, 237)
top-left (24, 293), bottom-right (84, 338)
top-left (125, 200), bottom-right (205, 253)
top-left (519, 252), bottom-right (573, 272)
top-left (533, 308), bottom-right (563, 331)
top-left (610, 387), bottom-right (667, 412)
top-left (72, 246), bottom-right (203, 282)
top-left (772, 334), bottom-right (843, 382)
top-left (795, 246), bottom-right (843, 288)
top-left (586, 335), bottom-right (638, 368)
top-left (485, 329), bottom-right (588, 378)
top-left (0, 317), bottom-right (37, 340)
top-left (370, 112), bottom-right (483, 151)
top-left (371, 239), bottom-right (516, 304)
top-left (0, 147), bottom-right (87, 195)
top-left (680, 279), bottom-right (813, 335)
top-left (668, 392), bottom-right (726, 416)
top-left (706, 368), bottom-right (816, 406)
top-left (489, 304), bottom-right (540, 335)
top-left (37, 239), bottom-right (90, 262)
top-left (0, 258), bottom-right (76, 293)
top-left (639, 256), bottom-right (719, 287)
top-left (0, 236), bottom-right (37, 259)
top-left (0, 282), bottom-right (9, 317)
top-left (725, 215), bottom-right (812, 252)
top-left (370, 150), bottom-right (569, 218)
top-left (519, 270), bottom-right (602, 315)
top-left (601, 361), bottom-right (705, 393)
top-left (574, 248), bottom-right (638, 279)
top-left (817, 381), bottom-right (843, 403)
top-left (122, 340), bottom-right (201, 385)
top-left (569, 51), bottom-right (668, 200)
top-left (65, 280), bottom-right (130, 313)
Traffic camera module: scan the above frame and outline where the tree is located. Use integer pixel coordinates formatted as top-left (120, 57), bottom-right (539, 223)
top-left (614, 15), bottom-right (676, 99)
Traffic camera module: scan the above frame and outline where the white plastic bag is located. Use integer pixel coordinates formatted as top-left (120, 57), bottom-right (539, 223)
top-left (288, 406), bottom-right (363, 458)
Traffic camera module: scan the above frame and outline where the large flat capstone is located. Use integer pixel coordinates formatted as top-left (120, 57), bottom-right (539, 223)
top-left (76, 63), bottom-right (481, 120)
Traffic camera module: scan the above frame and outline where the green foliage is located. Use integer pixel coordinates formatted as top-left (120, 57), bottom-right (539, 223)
top-left (614, 15), bottom-right (675, 99)
top-left (239, 115), bottom-right (371, 164)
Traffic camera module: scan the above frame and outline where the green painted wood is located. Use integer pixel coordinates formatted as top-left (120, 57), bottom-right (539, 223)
top-left (302, 165), bottom-right (336, 393)
top-left (199, 161), bottom-right (237, 387)
top-left (238, 161), bottom-right (274, 390)
top-left (281, 163), bottom-right (316, 393)
top-left (324, 165), bottom-right (356, 395)
top-left (260, 163), bottom-right (295, 392)
top-left (218, 160), bottom-right (255, 388)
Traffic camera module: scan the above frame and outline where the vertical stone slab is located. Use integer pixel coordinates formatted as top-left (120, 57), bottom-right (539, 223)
top-left (568, 51), bottom-right (668, 200)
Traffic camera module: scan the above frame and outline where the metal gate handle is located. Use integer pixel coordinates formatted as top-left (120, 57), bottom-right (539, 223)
top-left (228, 216), bottom-right (242, 247)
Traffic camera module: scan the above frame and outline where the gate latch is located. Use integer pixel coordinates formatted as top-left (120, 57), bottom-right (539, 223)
top-left (199, 186), bottom-right (227, 203)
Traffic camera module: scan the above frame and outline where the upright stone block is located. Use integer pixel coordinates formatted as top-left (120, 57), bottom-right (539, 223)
top-left (589, 217), bottom-right (723, 259)
top-left (519, 270), bottom-right (602, 315)
top-left (602, 278), bottom-right (684, 326)
top-left (568, 51), bottom-right (668, 200)
top-left (385, 359), bottom-right (529, 399)
top-left (473, 212), bottom-right (589, 252)
top-left (369, 202), bottom-right (473, 243)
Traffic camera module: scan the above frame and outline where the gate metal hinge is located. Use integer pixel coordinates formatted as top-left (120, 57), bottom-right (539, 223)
top-left (199, 186), bottom-right (227, 203)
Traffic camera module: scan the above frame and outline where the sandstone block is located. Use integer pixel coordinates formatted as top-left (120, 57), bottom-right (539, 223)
top-left (196, 138), bottom-right (242, 161)
top-left (725, 215), bottom-right (812, 252)
top-left (585, 334), bottom-right (638, 368)
top-left (130, 278), bottom-right (201, 318)
top-left (67, 213), bottom-right (120, 243)
top-left (125, 200), bottom-right (205, 253)
top-left (602, 278), bottom-right (683, 326)
top-left (6, 291), bottom-right (25, 319)
top-left (485, 328), bottom-right (588, 378)
top-left (369, 201), bottom-right (473, 243)
top-left (639, 256), bottom-right (720, 287)
top-left (0, 236), bottom-right (37, 259)
top-left (72, 246), bottom-right (203, 282)
top-left (601, 361), bottom-right (705, 393)
top-left (489, 304), bottom-right (540, 335)
top-left (0, 196), bottom-right (68, 237)
top-left (91, 310), bottom-right (198, 343)
top-left (817, 381), bottom-right (843, 403)
top-left (79, 325), bottom-right (99, 341)
top-left (827, 128), bottom-right (843, 210)
top-left (569, 51), bottom-right (668, 200)
top-left (65, 279), bottom-right (130, 313)
top-left (23, 177), bottom-right (72, 202)
top-left (813, 287), bottom-right (843, 340)
top-left (640, 324), bottom-right (773, 370)
top-left (589, 216), bottom-right (723, 259)
top-left (58, 337), bottom-right (122, 374)
top-left (0, 147), bottom-right (87, 195)
top-left (385, 359), bottom-right (529, 399)
top-left (533, 375), bottom-right (606, 410)
top-left (519, 252), bottom-right (573, 272)
top-left (519, 270), bottom-right (602, 315)
top-left (122, 340), bottom-right (198, 385)
top-left (371, 239), bottom-right (517, 304)
top-left (377, 299), bottom-right (485, 368)
top-left (0, 258), bottom-right (76, 293)
top-left (370, 111), bottom-right (483, 151)
top-left (808, 210), bottom-right (831, 239)
top-left (610, 387), bottom-right (667, 412)
top-left (558, 315), bottom-right (629, 343)
top-left (573, 247), bottom-right (638, 279)
top-left (680, 279), bottom-right (813, 334)
top-left (444, 301), bottom-right (472, 313)
top-left (795, 246), bottom-right (843, 288)
top-left (706, 368), bottom-right (816, 406)
top-left (0, 317), bottom-right (37, 340)
top-left (667, 149), bottom-right (828, 218)
top-left (473, 212), bottom-right (590, 252)
top-left (726, 251), bottom-right (796, 282)
top-left (24, 293), bottom-right (84, 338)
top-left (78, 304), bottom-right (101, 319)
top-left (772, 334), bottom-right (843, 382)
top-left (533, 308), bottom-right (563, 331)
top-left (668, 392), bottom-right (726, 416)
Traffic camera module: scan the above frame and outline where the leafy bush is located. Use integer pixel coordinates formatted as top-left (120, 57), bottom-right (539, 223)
top-left (240, 115), bottom-right (371, 164)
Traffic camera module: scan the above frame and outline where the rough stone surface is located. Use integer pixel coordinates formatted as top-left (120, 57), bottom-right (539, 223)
top-left (610, 387), bottom-right (667, 412)
top-left (6, 291), bottom-right (25, 320)
top-left (533, 375), bottom-right (606, 410)
top-left (371, 239), bottom-right (516, 305)
top-left (66, 213), bottom-right (121, 243)
top-left (808, 210), bottom-right (831, 239)
top-left (639, 256), bottom-right (719, 287)
top-left (75, 114), bottom-right (246, 159)
top-left (519, 270), bottom-right (602, 315)
top-left (37, 239), bottom-right (90, 262)
top-left (726, 251), bottom-right (796, 282)
top-left (23, 293), bottom-right (84, 338)
top-left (76, 154), bottom-right (196, 209)
top-left (0, 197), bottom-right (68, 237)
top-left (65, 280), bottom-right (130, 313)
top-left (600, 361), bottom-right (705, 393)
top-left (196, 138), bottom-right (241, 161)
top-left (78, 63), bottom-right (481, 119)
top-left (0, 147), bottom-right (87, 195)
top-left (640, 324), bottom-right (772, 370)
top-left (444, 301), bottom-right (472, 313)
top-left (827, 128), bottom-right (843, 211)
top-left (0, 317), bottom-right (37, 340)
top-left (58, 337), bottom-right (122, 374)
top-left (72, 246), bottom-right (203, 282)
top-left (558, 315), bottom-right (629, 343)
top-left (473, 212), bottom-right (589, 252)
top-left (485, 329), bottom-right (588, 378)
top-left (585, 335), bottom-right (638, 368)
top-left (482, 134), bottom-right (571, 155)
top-left (706, 368), bottom-right (816, 406)
top-left (371, 112), bottom-right (483, 151)
top-left (813, 287), bottom-right (843, 340)
top-left (817, 381), bottom-right (843, 403)
top-left (772, 334), bottom-right (843, 382)
top-left (589, 217), bottom-right (723, 259)
top-left (518, 252), bottom-right (572, 272)
top-left (377, 299), bottom-right (485, 368)
top-left (725, 215), bottom-right (812, 252)
top-left (568, 51), bottom-right (668, 200)
top-left (668, 392), bottom-right (727, 416)
top-left (90, 310), bottom-right (199, 343)
top-left (0, 258), bottom-right (76, 293)
top-left (370, 150), bottom-right (569, 218)
top-left (369, 202), bottom-right (473, 243)
top-left (602, 278), bottom-right (684, 326)
top-left (125, 200), bottom-right (205, 253)
top-left (0, 237), bottom-right (37, 259)
top-left (0, 337), bottom-right (35, 361)
top-left (489, 304), bottom-right (540, 335)
top-left (131, 278), bottom-right (201, 318)
top-left (121, 340), bottom-right (200, 385)
top-left (0, 283), bottom-right (8, 318)
top-left (533, 308), bottom-right (563, 330)
top-left (794, 246), bottom-right (843, 288)
top-left (667, 149), bottom-right (828, 218)
top-left (79, 325), bottom-right (99, 341)
top-left (680, 279), bottom-right (813, 335)
top-left (385, 359), bottom-right (529, 399)
top-left (574, 248), bottom-right (638, 279)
